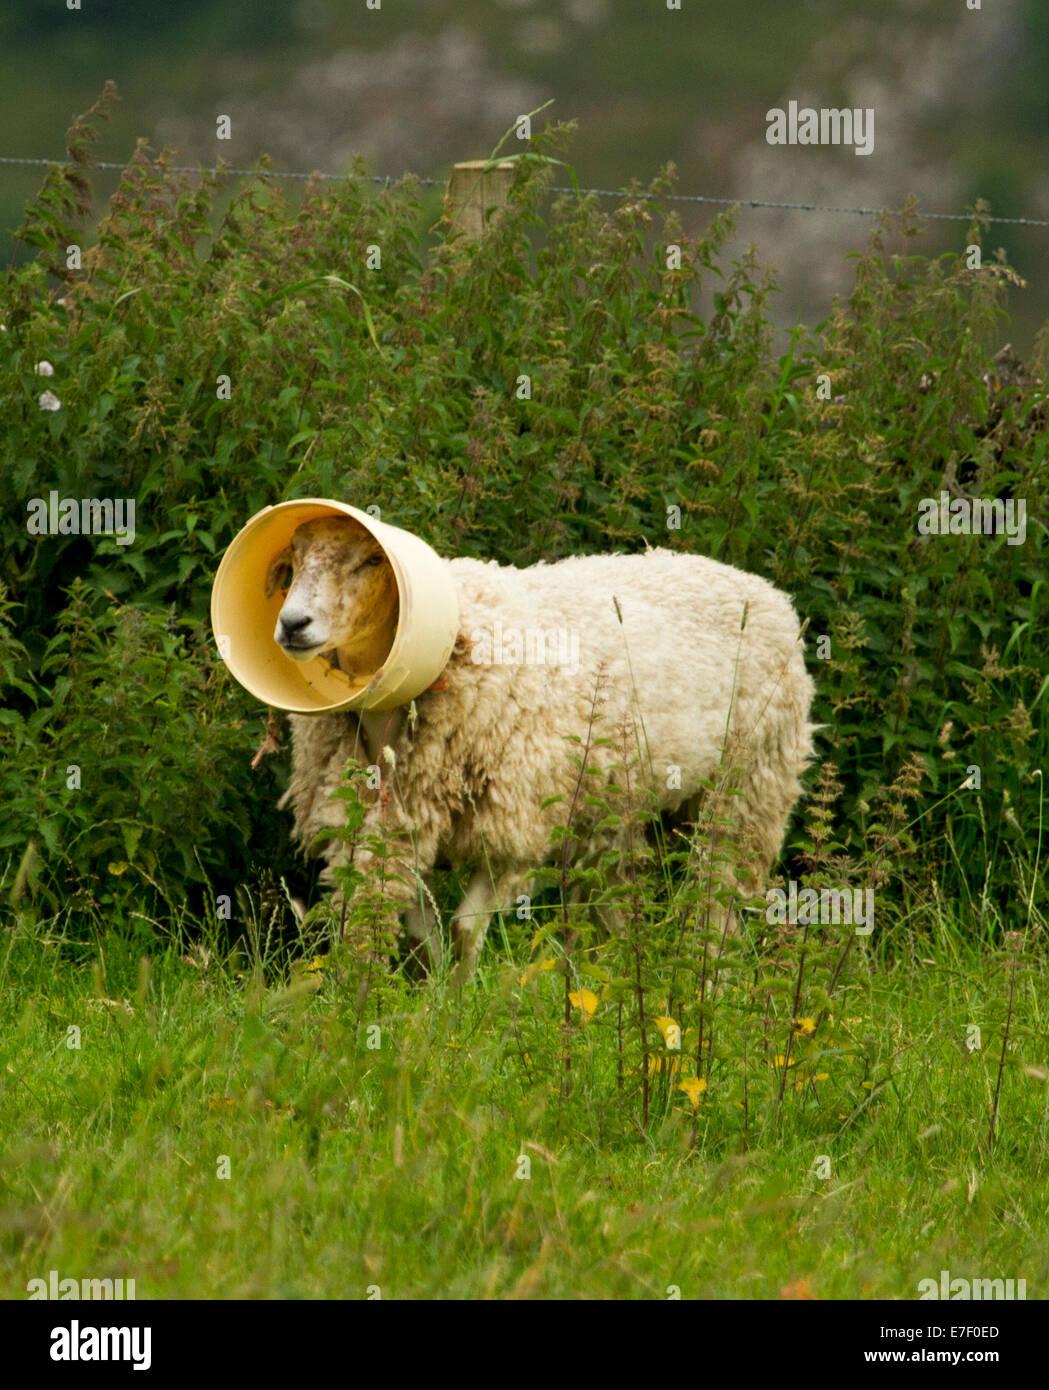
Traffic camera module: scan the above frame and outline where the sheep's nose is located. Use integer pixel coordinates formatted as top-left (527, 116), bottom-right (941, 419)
top-left (279, 613), bottom-right (311, 636)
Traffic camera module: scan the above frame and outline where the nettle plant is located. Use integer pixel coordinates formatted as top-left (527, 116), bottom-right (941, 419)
top-left (0, 86), bottom-right (1044, 954)
top-left (0, 579), bottom-right (268, 938)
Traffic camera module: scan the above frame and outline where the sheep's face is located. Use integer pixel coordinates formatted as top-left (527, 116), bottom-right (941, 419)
top-left (267, 518), bottom-right (398, 665)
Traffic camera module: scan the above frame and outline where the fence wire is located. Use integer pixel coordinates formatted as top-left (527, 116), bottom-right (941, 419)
top-left (1, 153), bottom-right (1047, 227)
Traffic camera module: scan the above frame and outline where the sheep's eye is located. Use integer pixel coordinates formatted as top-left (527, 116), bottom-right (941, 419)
top-left (366, 554), bottom-right (385, 567)
top-left (273, 563), bottom-right (293, 590)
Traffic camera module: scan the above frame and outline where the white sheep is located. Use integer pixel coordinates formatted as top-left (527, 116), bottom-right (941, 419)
top-left (270, 517), bottom-right (817, 980)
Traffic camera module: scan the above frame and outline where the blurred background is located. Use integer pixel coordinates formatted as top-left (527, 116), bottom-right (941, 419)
top-left (2, 0), bottom-right (1047, 348)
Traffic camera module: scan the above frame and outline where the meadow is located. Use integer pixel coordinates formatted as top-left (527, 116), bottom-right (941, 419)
top-left (2, 900), bottom-right (1046, 1299)
top-left (1, 97), bottom-right (1045, 1299)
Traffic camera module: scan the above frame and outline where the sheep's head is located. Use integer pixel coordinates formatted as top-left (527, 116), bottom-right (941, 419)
top-left (266, 517), bottom-right (399, 670)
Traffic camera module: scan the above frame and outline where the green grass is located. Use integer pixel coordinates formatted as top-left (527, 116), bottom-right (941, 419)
top-left (2, 904), bottom-right (1045, 1301)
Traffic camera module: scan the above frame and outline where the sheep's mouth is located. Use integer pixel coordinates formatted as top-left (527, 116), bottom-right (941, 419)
top-left (278, 639), bottom-right (327, 661)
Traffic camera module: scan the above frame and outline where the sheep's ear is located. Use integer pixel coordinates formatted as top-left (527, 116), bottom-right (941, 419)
top-left (265, 547), bottom-right (293, 598)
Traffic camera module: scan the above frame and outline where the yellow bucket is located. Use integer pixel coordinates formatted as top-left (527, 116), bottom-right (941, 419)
top-left (210, 499), bottom-right (459, 713)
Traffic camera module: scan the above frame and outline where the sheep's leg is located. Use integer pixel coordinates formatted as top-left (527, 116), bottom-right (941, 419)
top-left (450, 869), bottom-right (524, 985)
top-left (677, 789), bottom-right (750, 941)
top-left (402, 895), bottom-right (440, 978)
top-left (682, 727), bottom-right (805, 941)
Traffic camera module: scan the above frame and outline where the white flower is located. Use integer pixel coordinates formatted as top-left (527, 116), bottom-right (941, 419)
top-left (38, 390), bottom-right (62, 412)
top-left (34, 360), bottom-right (55, 376)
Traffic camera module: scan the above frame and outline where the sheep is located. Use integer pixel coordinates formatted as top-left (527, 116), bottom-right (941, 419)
top-left (271, 517), bottom-right (817, 982)
top-left (265, 517), bottom-right (399, 686)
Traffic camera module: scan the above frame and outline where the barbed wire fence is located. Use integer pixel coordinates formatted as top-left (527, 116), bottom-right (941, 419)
top-left (1, 153), bottom-right (1048, 227)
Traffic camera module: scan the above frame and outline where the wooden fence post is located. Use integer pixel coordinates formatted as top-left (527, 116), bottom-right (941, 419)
top-left (445, 160), bottom-right (514, 241)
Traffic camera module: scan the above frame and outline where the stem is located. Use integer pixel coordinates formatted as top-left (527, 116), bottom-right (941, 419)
top-left (988, 939), bottom-right (1020, 1148)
